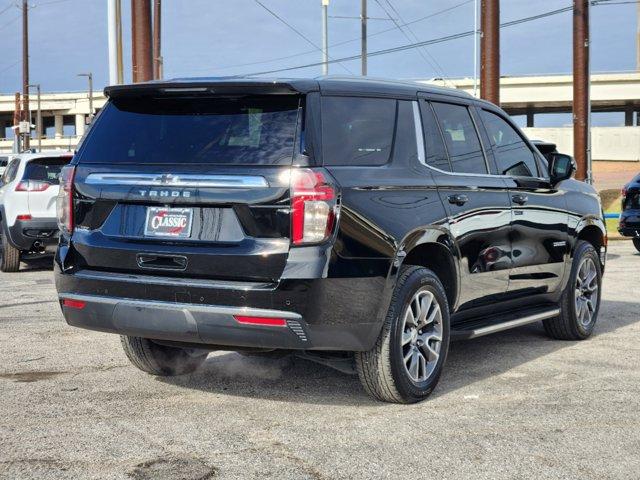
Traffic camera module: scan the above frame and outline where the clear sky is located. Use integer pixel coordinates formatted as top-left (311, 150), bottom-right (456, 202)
top-left (0, 0), bottom-right (634, 94)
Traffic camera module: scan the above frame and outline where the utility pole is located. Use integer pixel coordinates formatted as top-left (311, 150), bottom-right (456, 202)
top-left (321, 0), bottom-right (329, 76)
top-left (153, 0), bottom-right (162, 79)
top-left (361, 0), bottom-right (367, 76)
top-left (28, 84), bottom-right (41, 152)
top-left (637, 0), bottom-right (640, 70)
top-left (480, 0), bottom-right (499, 105)
top-left (78, 73), bottom-right (94, 123)
top-left (573, 0), bottom-right (590, 183)
top-left (473, 0), bottom-right (479, 97)
top-left (12, 93), bottom-right (21, 153)
top-left (22, 0), bottom-right (30, 150)
top-left (131, 0), bottom-right (153, 83)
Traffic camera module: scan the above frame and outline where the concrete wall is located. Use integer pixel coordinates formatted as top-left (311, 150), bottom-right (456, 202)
top-left (523, 127), bottom-right (640, 162)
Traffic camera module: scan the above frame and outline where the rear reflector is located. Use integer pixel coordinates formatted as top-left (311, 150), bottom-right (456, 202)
top-left (16, 214), bottom-right (32, 221)
top-left (233, 315), bottom-right (287, 327)
top-left (62, 299), bottom-right (86, 309)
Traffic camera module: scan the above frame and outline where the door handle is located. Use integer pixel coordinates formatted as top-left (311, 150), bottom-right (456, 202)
top-left (512, 193), bottom-right (528, 205)
top-left (447, 194), bottom-right (469, 206)
top-left (136, 253), bottom-right (188, 271)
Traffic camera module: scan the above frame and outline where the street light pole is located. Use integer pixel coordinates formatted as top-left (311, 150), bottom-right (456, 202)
top-left (77, 73), bottom-right (94, 124)
top-left (28, 84), bottom-right (41, 152)
top-left (473, 0), bottom-right (478, 97)
top-left (22, 0), bottom-right (30, 150)
top-left (321, 0), bottom-right (329, 76)
top-left (361, 0), bottom-right (367, 76)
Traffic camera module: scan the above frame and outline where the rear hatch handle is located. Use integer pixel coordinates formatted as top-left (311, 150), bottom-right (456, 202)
top-left (136, 253), bottom-right (188, 271)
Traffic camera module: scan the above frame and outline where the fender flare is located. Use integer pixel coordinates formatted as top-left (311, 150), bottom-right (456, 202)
top-left (385, 225), bottom-right (462, 310)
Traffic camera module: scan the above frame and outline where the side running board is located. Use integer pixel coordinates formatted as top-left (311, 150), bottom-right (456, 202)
top-left (451, 307), bottom-right (560, 340)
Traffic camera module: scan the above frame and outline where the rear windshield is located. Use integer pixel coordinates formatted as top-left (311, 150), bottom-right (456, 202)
top-left (23, 157), bottom-right (70, 184)
top-left (626, 191), bottom-right (640, 210)
top-left (76, 95), bottom-right (301, 165)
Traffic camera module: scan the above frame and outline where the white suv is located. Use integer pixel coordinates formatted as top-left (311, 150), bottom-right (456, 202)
top-left (0, 151), bottom-right (73, 272)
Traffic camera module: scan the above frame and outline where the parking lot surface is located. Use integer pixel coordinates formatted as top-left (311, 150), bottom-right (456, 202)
top-left (1, 242), bottom-right (639, 480)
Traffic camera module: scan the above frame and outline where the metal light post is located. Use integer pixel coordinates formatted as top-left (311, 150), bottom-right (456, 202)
top-left (361, 0), bottom-right (367, 76)
top-left (77, 73), bottom-right (94, 124)
top-left (321, 0), bottom-right (329, 76)
top-left (473, 0), bottom-right (479, 97)
top-left (27, 84), bottom-right (41, 152)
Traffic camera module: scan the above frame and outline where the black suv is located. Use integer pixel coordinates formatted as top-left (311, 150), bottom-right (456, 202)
top-left (55, 77), bottom-right (606, 403)
top-left (619, 173), bottom-right (640, 252)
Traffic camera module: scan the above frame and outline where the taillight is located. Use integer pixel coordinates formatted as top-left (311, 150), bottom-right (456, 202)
top-left (56, 165), bottom-right (76, 235)
top-left (15, 180), bottom-right (50, 192)
top-left (290, 168), bottom-right (337, 245)
top-left (16, 214), bottom-right (32, 221)
top-left (233, 315), bottom-right (286, 327)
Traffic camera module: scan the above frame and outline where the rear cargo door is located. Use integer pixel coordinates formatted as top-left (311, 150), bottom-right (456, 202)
top-left (24, 157), bottom-right (70, 218)
top-left (71, 93), bottom-right (302, 281)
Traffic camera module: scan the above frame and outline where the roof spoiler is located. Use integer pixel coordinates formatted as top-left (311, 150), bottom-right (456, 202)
top-left (104, 79), bottom-right (316, 99)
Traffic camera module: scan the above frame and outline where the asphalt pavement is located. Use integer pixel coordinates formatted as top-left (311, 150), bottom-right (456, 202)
top-left (0, 241), bottom-right (639, 480)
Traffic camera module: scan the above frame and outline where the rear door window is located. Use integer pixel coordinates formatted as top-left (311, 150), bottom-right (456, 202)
top-left (23, 157), bottom-right (70, 185)
top-left (2, 159), bottom-right (20, 184)
top-left (76, 95), bottom-right (301, 165)
top-left (432, 102), bottom-right (488, 175)
top-left (625, 191), bottom-right (640, 210)
top-left (480, 109), bottom-right (539, 177)
top-left (419, 101), bottom-right (450, 171)
top-left (321, 96), bottom-right (396, 166)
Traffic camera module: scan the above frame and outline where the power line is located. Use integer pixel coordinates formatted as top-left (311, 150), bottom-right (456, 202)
top-left (0, 12), bottom-right (18, 31)
top-left (167, 0), bottom-right (474, 76)
top-left (373, 0), bottom-right (442, 77)
top-left (239, 3), bottom-right (590, 77)
top-left (376, 0), bottom-right (453, 85)
top-left (0, 59), bottom-right (19, 74)
top-left (253, 0), bottom-right (354, 74)
top-left (0, 2), bottom-right (17, 16)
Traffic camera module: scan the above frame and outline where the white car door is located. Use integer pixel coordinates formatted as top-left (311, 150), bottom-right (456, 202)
top-left (21, 157), bottom-right (70, 220)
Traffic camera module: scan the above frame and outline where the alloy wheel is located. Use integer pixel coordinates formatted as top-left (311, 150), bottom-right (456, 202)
top-left (401, 288), bottom-right (443, 383)
top-left (574, 257), bottom-right (599, 327)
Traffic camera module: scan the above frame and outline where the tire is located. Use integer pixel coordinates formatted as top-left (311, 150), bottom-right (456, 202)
top-left (355, 266), bottom-right (450, 404)
top-left (120, 336), bottom-right (209, 376)
top-left (633, 238), bottom-right (640, 253)
top-left (543, 240), bottom-right (602, 340)
top-left (0, 233), bottom-right (20, 273)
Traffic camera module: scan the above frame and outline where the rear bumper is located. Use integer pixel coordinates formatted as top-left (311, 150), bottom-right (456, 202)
top-left (618, 210), bottom-right (640, 237)
top-left (59, 293), bottom-right (311, 350)
top-left (54, 265), bottom-right (389, 351)
top-left (618, 227), bottom-right (640, 238)
top-left (6, 218), bottom-right (59, 251)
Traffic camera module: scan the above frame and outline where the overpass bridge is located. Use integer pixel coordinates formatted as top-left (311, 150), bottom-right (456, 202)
top-left (423, 72), bottom-right (640, 163)
top-left (2, 72), bottom-right (640, 167)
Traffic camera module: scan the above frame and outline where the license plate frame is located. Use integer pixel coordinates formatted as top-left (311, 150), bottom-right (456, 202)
top-left (144, 206), bottom-right (194, 239)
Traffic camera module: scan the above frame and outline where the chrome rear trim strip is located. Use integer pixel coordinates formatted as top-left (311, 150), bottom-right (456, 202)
top-left (73, 269), bottom-right (277, 291)
top-left (84, 173), bottom-right (269, 188)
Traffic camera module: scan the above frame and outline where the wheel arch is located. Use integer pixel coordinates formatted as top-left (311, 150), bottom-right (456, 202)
top-left (574, 216), bottom-right (607, 269)
top-left (398, 228), bottom-right (459, 311)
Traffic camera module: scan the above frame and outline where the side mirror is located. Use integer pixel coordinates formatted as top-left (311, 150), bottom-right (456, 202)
top-left (549, 153), bottom-right (576, 185)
